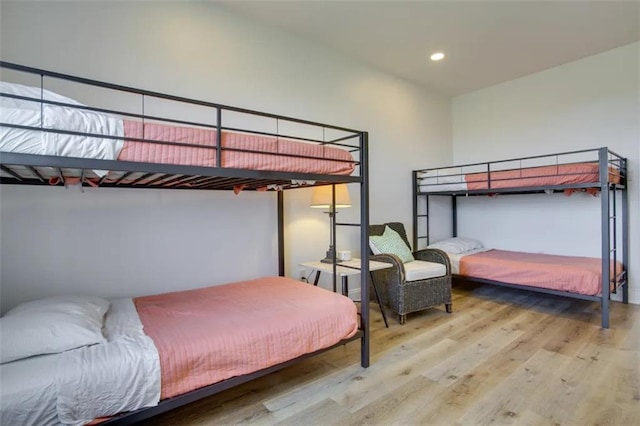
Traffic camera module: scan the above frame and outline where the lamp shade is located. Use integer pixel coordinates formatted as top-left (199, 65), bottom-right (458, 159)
top-left (310, 184), bottom-right (352, 208)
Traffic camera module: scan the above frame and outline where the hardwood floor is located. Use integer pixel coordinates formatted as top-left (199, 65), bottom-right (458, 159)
top-left (142, 282), bottom-right (639, 425)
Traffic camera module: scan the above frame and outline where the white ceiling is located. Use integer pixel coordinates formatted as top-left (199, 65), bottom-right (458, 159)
top-left (220, 1), bottom-right (640, 96)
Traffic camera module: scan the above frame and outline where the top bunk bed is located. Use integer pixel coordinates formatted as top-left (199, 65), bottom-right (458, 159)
top-left (0, 61), bottom-right (366, 191)
top-left (414, 147), bottom-right (626, 196)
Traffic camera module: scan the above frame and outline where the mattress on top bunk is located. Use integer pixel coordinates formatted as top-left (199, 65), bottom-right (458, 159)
top-left (0, 81), bottom-right (356, 177)
top-left (0, 81), bottom-right (124, 172)
top-left (119, 120), bottom-right (355, 176)
top-left (419, 162), bottom-right (621, 193)
top-left (456, 249), bottom-right (624, 296)
top-left (135, 275), bottom-right (359, 399)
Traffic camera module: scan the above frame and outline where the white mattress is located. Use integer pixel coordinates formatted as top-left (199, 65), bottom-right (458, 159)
top-left (0, 81), bottom-right (124, 177)
top-left (0, 298), bottom-right (160, 426)
top-left (446, 248), bottom-right (490, 275)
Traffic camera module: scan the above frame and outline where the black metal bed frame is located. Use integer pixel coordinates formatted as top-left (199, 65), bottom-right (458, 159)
top-left (0, 61), bottom-right (371, 423)
top-left (412, 147), bottom-right (628, 328)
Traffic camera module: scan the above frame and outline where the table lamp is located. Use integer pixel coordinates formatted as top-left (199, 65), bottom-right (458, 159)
top-left (310, 184), bottom-right (351, 263)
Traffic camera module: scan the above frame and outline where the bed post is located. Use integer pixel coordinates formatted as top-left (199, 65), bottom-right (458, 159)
top-left (360, 131), bottom-right (370, 368)
top-left (621, 156), bottom-right (629, 304)
top-left (599, 147), bottom-right (610, 328)
top-left (412, 170), bottom-right (418, 250)
top-left (425, 196), bottom-right (430, 245)
top-left (215, 108), bottom-right (222, 170)
top-left (452, 195), bottom-right (458, 238)
top-left (277, 191), bottom-right (285, 277)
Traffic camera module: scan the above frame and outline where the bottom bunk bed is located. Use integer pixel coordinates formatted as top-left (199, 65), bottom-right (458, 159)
top-left (0, 276), bottom-right (360, 425)
top-left (427, 238), bottom-right (628, 325)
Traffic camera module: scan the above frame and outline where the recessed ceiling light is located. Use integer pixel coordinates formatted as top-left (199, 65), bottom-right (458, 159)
top-left (430, 52), bottom-right (445, 61)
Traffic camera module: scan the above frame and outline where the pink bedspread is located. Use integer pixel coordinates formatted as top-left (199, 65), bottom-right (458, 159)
top-left (119, 120), bottom-right (355, 175)
top-left (134, 276), bottom-right (358, 399)
top-left (459, 249), bottom-right (624, 296)
top-left (465, 163), bottom-right (620, 190)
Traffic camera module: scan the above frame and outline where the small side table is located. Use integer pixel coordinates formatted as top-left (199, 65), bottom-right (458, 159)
top-left (300, 258), bottom-right (392, 328)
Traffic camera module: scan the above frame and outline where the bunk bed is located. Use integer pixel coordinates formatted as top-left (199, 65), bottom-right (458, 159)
top-left (0, 61), bottom-right (371, 425)
top-left (412, 148), bottom-right (629, 328)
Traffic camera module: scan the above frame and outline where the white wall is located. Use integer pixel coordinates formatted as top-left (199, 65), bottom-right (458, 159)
top-left (452, 42), bottom-right (640, 304)
top-left (0, 1), bottom-right (451, 311)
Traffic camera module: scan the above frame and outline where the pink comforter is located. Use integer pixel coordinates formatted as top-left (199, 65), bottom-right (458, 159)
top-left (119, 121), bottom-right (355, 175)
top-left (465, 163), bottom-right (620, 190)
top-left (459, 249), bottom-right (624, 296)
top-left (134, 276), bottom-right (358, 399)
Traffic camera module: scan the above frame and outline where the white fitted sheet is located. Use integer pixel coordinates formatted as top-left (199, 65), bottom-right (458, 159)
top-left (0, 352), bottom-right (59, 426)
top-left (0, 298), bottom-right (160, 426)
top-left (417, 168), bottom-right (468, 192)
top-left (419, 182), bottom-right (468, 192)
top-left (0, 82), bottom-right (124, 177)
top-left (446, 247), bottom-right (491, 275)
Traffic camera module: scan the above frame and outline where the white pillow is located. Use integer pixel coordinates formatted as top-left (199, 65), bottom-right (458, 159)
top-left (0, 81), bottom-right (83, 111)
top-left (427, 237), bottom-right (484, 254)
top-left (1, 296), bottom-right (109, 364)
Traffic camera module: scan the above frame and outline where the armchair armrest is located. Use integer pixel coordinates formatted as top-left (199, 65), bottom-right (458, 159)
top-left (413, 248), bottom-right (451, 275)
top-left (369, 253), bottom-right (405, 303)
top-left (370, 253), bottom-right (406, 282)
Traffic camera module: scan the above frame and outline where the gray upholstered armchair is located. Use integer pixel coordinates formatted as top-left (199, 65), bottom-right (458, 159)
top-left (369, 222), bottom-right (452, 324)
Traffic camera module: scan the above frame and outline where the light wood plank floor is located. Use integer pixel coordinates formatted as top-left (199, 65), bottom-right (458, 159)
top-left (142, 282), bottom-right (639, 425)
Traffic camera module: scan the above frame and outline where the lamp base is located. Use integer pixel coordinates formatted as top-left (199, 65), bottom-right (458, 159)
top-left (320, 257), bottom-right (344, 264)
top-left (320, 248), bottom-right (344, 264)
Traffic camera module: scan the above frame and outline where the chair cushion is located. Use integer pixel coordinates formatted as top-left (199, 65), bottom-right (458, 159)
top-left (369, 226), bottom-right (415, 263)
top-left (404, 260), bottom-right (447, 282)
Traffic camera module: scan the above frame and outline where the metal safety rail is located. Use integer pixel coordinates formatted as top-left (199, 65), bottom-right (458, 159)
top-left (0, 61), bottom-right (363, 190)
